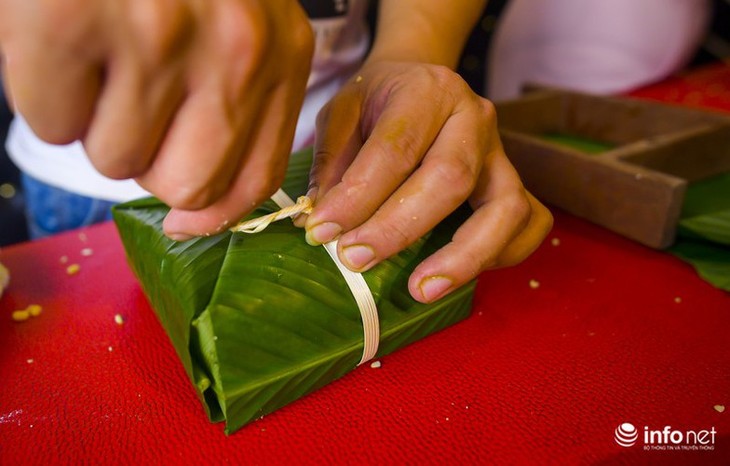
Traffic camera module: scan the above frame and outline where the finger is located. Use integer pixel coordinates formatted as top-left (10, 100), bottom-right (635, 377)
top-left (408, 175), bottom-right (552, 303)
top-left (82, 0), bottom-right (193, 180)
top-left (133, 0), bottom-right (274, 212)
top-left (310, 86), bottom-right (365, 197)
top-left (2, 43), bottom-right (101, 144)
top-left (331, 105), bottom-right (489, 272)
top-left (162, 80), bottom-right (305, 239)
top-left (490, 192), bottom-right (553, 267)
top-left (292, 85), bottom-right (364, 228)
top-left (134, 71), bottom-right (269, 212)
top-left (82, 54), bottom-right (185, 180)
top-left (304, 83), bottom-right (453, 245)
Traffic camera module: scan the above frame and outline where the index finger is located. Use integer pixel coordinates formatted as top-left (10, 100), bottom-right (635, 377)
top-left (304, 81), bottom-right (453, 245)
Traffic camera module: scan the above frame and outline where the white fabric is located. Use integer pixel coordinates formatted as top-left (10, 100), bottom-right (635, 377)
top-left (6, 0), bottom-right (370, 202)
top-left (487, 0), bottom-right (711, 101)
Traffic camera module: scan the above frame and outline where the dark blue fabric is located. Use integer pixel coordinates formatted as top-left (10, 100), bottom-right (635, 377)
top-left (21, 174), bottom-right (115, 239)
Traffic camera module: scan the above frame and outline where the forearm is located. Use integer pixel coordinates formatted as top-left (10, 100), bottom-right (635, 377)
top-left (366, 0), bottom-right (488, 69)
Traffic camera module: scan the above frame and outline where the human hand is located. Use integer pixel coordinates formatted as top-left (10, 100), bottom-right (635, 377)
top-left (299, 61), bottom-right (553, 303)
top-left (0, 0), bottom-right (314, 238)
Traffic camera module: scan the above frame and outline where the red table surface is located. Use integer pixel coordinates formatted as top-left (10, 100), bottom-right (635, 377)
top-left (1, 64), bottom-right (730, 466)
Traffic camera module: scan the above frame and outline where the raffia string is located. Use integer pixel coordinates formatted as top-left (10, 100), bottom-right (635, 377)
top-left (229, 189), bottom-right (380, 366)
top-left (230, 196), bottom-right (313, 234)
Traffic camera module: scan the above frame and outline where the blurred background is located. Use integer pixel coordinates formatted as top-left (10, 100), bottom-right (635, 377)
top-left (1, 0), bottom-right (728, 247)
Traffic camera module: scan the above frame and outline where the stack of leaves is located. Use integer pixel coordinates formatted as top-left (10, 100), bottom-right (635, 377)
top-left (113, 149), bottom-right (476, 434)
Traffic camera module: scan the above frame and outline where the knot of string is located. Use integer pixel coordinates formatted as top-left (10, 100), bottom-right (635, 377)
top-left (230, 196), bottom-right (313, 234)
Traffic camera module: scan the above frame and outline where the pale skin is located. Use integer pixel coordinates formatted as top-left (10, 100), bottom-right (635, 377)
top-left (0, 0), bottom-right (552, 303)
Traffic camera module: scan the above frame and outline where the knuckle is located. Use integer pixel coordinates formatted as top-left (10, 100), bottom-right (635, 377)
top-left (370, 219), bottom-right (417, 254)
top-left (289, 12), bottom-right (314, 59)
top-left (427, 64), bottom-right (458, 87)
top-left (164, 182), bottom-right (219, 210)
top-left (501, 188), bottom-right (532, 224)
top-left (34, 0), bottom-right (99, 52)
top-left (87, 152), bottom-right (149, 180)
top-left (427, 65), bottom-right (469, 98)
top-left (480, 97), bottom-right (496, 116)
top-left (213, 4), bottom-right (270, 71)
top-left (479, 98), bottom-right (497, 125)
top-left (130, 0), bottom-right (193, 66)
top-left (311, 147), bottom-right (336, 177)
top-left (372, 127), bottom-right (422, 177)
top-left (425, 157), bottom-right (477, 198)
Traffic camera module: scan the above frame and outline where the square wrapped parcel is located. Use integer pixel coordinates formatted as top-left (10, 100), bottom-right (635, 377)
top-left (112, 150), bottom-right (476, 434)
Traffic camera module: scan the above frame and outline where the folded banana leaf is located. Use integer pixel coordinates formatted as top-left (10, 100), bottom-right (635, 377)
top-left (113, 149), bottom-right (476, 434)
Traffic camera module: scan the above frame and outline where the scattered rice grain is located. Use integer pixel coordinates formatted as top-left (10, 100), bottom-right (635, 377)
top-left (551, 238), bottom-right (561, 246)
top-left (370, 361), bottom-right (382, 369)
top-left (66, 264), bottom-right (80, 275)
top-left (27, 304), bottom-right (42, 316)
top-left (715, 405), bottom-right (725, 413)
top-left (81, 248), bottom-right (93, 256)
top-left (529, 279), bottom-right (540, 289)
top-left (114, 314), bottom-right (125, 326)
top-left (12, 310), bottom-right (30, 322)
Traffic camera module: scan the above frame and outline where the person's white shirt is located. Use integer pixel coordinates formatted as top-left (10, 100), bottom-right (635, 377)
top-left (6, 0), bottom-right (370, 202)
top-left (487, 0), bottom-right (711, 101)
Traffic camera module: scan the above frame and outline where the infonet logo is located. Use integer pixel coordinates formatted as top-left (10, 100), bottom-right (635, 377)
top-left (615, 423), bottom-right (717, 451)
top-left (615, 423), bottom-right (639, 447)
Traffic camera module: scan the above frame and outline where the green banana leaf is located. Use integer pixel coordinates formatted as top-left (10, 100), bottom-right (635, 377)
top-left (669, 172), bottom-right (730, 292)
top-left (113, 148), bottom-right (476, 434)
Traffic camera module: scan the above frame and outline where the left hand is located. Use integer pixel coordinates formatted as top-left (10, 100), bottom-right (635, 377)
top-left (298, 61), bottom-right (553, 303)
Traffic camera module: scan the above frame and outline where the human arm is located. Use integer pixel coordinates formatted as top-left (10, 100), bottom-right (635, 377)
top-left (301, 0), bottom-right (553, 303)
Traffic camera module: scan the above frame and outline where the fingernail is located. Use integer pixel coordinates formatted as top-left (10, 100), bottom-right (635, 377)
top-left (167, 232), bottom-right (194, 242)
top-left (305, 222), bottom-right (342, 245)
top-left (305, 187), bottom-right (318, 202)
top-left (341, 244), bottom-right (376, 271)
top-left (419, 276), bottom-right (453, 302)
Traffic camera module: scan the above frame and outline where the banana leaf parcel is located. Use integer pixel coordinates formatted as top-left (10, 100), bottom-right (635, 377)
top-left (113, 149), bottom-right (476, 434)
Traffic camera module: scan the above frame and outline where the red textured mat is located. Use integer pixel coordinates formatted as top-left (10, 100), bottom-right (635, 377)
top-left (1, 63), bottom-right (729, 465)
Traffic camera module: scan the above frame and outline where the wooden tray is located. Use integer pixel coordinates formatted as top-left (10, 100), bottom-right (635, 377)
top-left (496, 89), bottom-right (730, 248)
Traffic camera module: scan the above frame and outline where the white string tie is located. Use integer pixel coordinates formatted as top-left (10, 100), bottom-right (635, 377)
top-left (230, 189), bottom-right (380, 365)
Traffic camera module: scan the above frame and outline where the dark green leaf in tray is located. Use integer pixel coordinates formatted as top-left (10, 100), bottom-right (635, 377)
top-left (541, 133), bottom-right (614, 155)
top-left (113, 148), bottom-right (476, 434)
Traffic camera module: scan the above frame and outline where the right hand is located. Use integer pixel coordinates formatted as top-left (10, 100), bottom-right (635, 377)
top-left (0, 0), bottom-right (314, 239)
